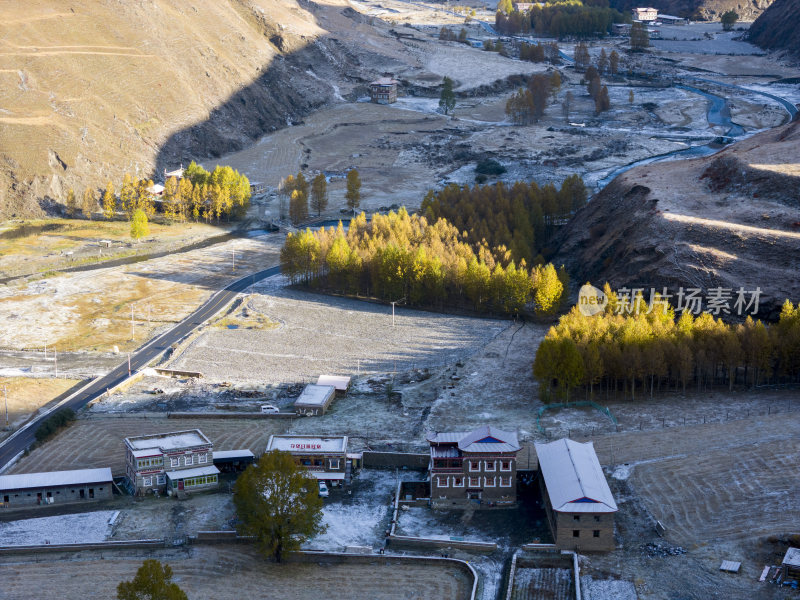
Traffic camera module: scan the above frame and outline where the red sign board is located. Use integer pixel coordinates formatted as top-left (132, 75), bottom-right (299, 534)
top-left (290, 443), bottom-right (322, 450)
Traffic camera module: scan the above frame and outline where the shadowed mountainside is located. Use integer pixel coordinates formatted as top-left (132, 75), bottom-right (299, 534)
top-left (748, 0), bottom-right (800, 56)
top-left (553, 119), bottom-right (800, 320)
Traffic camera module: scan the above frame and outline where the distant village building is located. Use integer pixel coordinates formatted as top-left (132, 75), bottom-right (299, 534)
top-left (124, 429), bottom-right (219, 496)
top-left (146, 183), bottom-right (165, 198)
top-left (612, 23), bottom-right (632, 36)
top-left (783, 548), bottom-right (800, 582)
top-left (658, 14), bottom-right (688, 25)
top-left (632, 7), bottom-right (658, 21)
top-left (266, 435), bottom-right (350, 486)
top-left (369, 78), bottom-right (398, 104)
top-left (427, 425), bottom-right (521, 508)
top-left (535, 438), bottom-right (618, 551)
top-left (163, 165), bottom-right (185, 181)
top-left (294, 384), bottom-right (336, 416)
top-left (0, 468), bottom-right (113, 508)
top-left (512, 2), bottom-right (535, 10)
top-left (316, 375), bottom-right (351, 395)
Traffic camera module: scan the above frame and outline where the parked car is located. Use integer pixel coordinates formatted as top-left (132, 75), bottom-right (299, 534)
top-left (318, 482), bottom-right (329, 498)
top-left (261, 404), bottom-right (280, 414)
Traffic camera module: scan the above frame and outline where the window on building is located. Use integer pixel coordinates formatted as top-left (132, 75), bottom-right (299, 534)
top-left (437, 476), bottom-right (449, 488)
top-left (500, 461), bottom-right (511, 471)
top-left (301, 458), bottom-right (311, 466)
top-left (500, 476), bottom-right (512, 487)
top-left (469, 477), bottom-right (480, 487)
top-left (484, 477), bottom-right (496, 487)
top-left (453, 477), bottom-right (464, 487)
top-left (573, 515), bottom-right (581, 521)
top-left (198, 454), bottom-right (207, 464)
top-left (143, 477), bottom-right (152, 487)
top-left (593, 530), bottom-right (600, 538)
top-left (185, 455), bottom-right (194, 466)
top-left (573, 530), bottom-right (580, 538)
top-left (469, 461), bottom-right (480, 472)
top-left (3, 495), bottom-right (7, 503)
top-left (170, 457), bottom-right (179, 468)
top-left (593, 515), bottom-right (601, 522)
top-left (157, 475), bottom-right (166, 485)
top-left (485, 461), bottom-right (496, 471)
top-left (329, 459), bottom-right (340, 470)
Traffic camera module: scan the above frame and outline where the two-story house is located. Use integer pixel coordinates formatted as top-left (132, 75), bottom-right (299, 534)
top-left (427, 425), bottom-right (520, 508)
top-left (124, 429), bottom-right (219, 496)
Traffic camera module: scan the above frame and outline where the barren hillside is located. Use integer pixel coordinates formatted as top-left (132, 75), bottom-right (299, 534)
top-left (0, 0), bottom-right (413, 218)
top-left (748, 0), bottom-right (800, 56)
top-left (553, 119), bottom-right (800, 319)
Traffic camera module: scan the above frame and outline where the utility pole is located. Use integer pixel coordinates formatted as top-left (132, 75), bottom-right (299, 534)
top-left (390, 297), bottom-right (405, 327)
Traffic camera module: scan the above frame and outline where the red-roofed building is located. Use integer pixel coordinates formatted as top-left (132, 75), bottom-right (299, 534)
top-left (427, 425), bottom-right (520, 508)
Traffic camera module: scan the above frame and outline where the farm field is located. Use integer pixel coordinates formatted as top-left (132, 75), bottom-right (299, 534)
top-left (1, 545), bottom-right (473, 600)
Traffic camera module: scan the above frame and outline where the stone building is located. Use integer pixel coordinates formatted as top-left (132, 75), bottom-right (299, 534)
top-left (427, 425), bottom-right (520, 508)
top-left (0, 468), bottom-right (113, 508)
top-left (124, 429), bottom-right (219, 496)
top-left (369, 78), bottom-right (398, 104)
top-left (535, 438), bottom-right (618, 551)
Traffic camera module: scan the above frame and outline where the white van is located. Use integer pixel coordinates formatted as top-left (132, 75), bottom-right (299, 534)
top-left (318, 481), bottom-right (329, 498)
top-left (261, 404), bottom-right (280, 414)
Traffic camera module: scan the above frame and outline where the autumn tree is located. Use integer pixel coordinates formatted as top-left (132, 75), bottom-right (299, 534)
top-left (102, 181), bottom-right (116, 220)
top-left (528, 73), bottom-right (551, 121)
top-left (595, 85), bottom-right (611, 113)
top-left (233, 450), bottom-right (325, 562)
top-left (439, 76), bottom-right (456, 115)
top-left (120, 173), bottom-right (136, 217)
top-left (628, 89), bottom-right (634, 104)
top-left (81, 187), bottom-right (96, 220)
top-left (162, 176), bottom-right (181, 221)
top-left (117, 560), bottom-right (187, 600)
top-left (310, 173), bottom-right (328, 216)
top-left (597, 48), bottom-right (609, 74)
top-left (65, 188), bottom-right (78, 218)
top-left (609, 50), bottom-right (620, 75)
top-left (130, 209), bottom-right (149, 242)
top-left (345, 169), bottom-right (361, 212)
top-left (532, 263), bottom-right (563, 316)
top-left (574, 41), bottom-right (591, 71)
top-left (289, 189), bottom-right (308, 225)
top-left (630, 21), bottom-right (649, 50)
top-left (562, 90), bottom-right (574, 120)
top-left (550, 70), bottom-right (562, 100)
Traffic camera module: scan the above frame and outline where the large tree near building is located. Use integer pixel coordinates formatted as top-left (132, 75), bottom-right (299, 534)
top-left (345, 169), bottom-right (361, 212)
top-left (117, 559), bottom-right (187, 600)
top-left (233, 450), bottom-right (325, 562)
top-left (130, 209), bottom-right (150, 242)
top-left (720, 10), bottom-right (738, 31)
top-left (439, 76), bottom-right (456, 115)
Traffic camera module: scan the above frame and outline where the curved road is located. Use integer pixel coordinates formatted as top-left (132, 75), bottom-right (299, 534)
top-left (0, 265), bottom-right (281, 472)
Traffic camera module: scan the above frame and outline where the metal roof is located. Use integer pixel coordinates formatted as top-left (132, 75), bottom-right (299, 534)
top-left (0, 468), bottom-right (112, 491)
top-left (317, 375), bottom-right (351, 391)
top-left (294, 384), bottom-right (336, 407)
top-left (427, 426), bottom-right (520, 453)
top-left (535, 439), bottom-right (617, 513)
top-left (784, 547), bottom-right (800, 568)
top-left (165, 465), bottom-right (219, 480)
top-left (310, 472), bottom-right (345, 480)
top-left (125, 430), bottom-right (211, 453)
top-left (213, 449), bottom-right (255, 460)
top-left (267, 435), bottom-right (348, 454)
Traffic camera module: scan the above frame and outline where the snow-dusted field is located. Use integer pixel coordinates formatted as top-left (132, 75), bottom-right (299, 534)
top-left (0, 510), bottom-right (117, 546)
top-left (581, 576), bottom-right (637, 600)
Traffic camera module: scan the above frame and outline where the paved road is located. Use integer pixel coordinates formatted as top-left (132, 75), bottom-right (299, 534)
top-left (0, 265), bottom-right (281, 472)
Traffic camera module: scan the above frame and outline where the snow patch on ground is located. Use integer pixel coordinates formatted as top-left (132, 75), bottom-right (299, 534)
top-left (0, 510), bottom-right (117, 546)
top-left (612, 464), bottom-right (632, 480)
top-left (581, 575), bottom-right (638, 600)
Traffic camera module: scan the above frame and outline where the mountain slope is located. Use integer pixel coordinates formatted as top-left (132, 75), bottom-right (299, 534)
top-left (0, 0), bottom-right (402, 218)
top-left (553, 119), bottom-right (800, 319)
top-left (748, 0), bottom-right (800, 55)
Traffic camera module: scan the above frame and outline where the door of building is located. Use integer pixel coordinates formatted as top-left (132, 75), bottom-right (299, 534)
top-left (178, 480), bottom-right (184, 491)
top-left (80, 489), bottom-right (85, 499)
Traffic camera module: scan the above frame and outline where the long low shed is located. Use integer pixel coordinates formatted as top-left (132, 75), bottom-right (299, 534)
top-left (0, 468), bottom-right (113, 508)
top-left (294, 384), bottom-right (336, 416)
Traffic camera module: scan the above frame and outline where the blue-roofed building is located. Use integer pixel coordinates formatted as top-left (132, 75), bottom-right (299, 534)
top-left (427, 425), bottom-right (521, 508)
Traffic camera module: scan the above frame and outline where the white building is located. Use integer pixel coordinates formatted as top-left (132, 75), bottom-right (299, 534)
top-left (632, 7), bottom-right (658, 21)
top-left (266, 435), bottom-right (349, 485)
